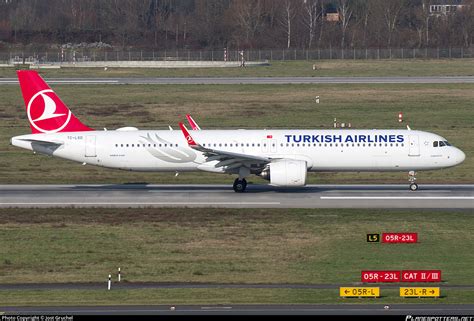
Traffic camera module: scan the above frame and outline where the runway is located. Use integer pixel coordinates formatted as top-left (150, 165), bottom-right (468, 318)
top-left (3, 304), bottom-right (474, 315)
top-left (1, 76), bottom-right (474, 85)
top-left (0, 184), bottom-right (473, 208)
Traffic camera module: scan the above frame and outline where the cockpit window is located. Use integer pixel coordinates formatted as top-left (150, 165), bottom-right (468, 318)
top-left (433, 141), bottom-right (438, 147)
top-left (439, 141), bottom-right (446, 147)
top-left (444, 141), bottom-right (451, 146)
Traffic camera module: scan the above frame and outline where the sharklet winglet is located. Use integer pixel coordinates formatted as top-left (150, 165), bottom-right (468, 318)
top-left (178, 122), bottom-right (199, 147)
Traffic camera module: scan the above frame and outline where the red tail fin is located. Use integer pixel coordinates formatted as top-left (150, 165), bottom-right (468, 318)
top-left (17, 70), bottom-right (93, 134)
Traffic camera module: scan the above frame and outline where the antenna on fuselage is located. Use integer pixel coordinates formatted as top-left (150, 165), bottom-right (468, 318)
top-left (169, 126), bottom-right (173, 131)
top-left (406, 125), bottom-right (411, 131)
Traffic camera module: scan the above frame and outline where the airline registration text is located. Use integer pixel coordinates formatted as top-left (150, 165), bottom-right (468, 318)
top-left (284, 134), bottom-right (404, 144)
top-left (67, 135), bottom-right (84, 140)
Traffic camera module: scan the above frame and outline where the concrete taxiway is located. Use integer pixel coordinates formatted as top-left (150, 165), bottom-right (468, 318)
top-left (3, 304), bottom-right (474, 315)
top-left (1, 76), bottom-right (474, 85)
top-left (0, 184), bottom-right (472, 208)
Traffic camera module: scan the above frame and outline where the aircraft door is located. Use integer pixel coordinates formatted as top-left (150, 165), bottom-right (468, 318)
top-left (262, 139), bottom-right (277, 153)
top-left (85, 135), bottom-right (97, 157)
top-left (270, 139), bottom-right (277, 153)
top-left (408, 135), bottom-right (420, 156)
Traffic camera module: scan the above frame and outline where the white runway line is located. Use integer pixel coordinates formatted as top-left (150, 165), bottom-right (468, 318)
top-left (320, 196), bottom-right (474, 200)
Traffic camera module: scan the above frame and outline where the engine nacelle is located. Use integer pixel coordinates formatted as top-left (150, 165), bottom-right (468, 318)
top-left (260, 159), bottom-right (307, 187)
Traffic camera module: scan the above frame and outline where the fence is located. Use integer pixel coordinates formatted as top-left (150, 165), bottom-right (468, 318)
top-left (1, 48), bottom-right (472, 64)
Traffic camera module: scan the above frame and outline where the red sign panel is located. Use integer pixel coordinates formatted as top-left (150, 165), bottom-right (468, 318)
top-left (361, 270), bottom-right (401, 283)
top-left (382, 233), bottom-right (418, 243)
top-left (401, 270), bottom-right (442, 282)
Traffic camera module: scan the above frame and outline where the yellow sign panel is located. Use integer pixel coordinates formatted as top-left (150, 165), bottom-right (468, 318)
top-left (340, 287), bottom-right (380, 298)
top-left (400, 287), bottom-right (440, 297)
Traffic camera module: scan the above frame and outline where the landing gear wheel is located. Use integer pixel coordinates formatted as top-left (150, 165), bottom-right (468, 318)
top-left (233, 178), bottom-right (247, 193)
top-left (409, 183), bottom-right (418, 191)
top-left (408, 170), bottom-right (418, 192)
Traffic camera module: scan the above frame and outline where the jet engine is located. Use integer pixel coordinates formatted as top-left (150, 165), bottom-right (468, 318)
top-left (259, 159), bottom-right (307, 187)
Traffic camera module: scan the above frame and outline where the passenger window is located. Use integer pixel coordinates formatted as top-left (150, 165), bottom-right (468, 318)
top-left (433, 141), bottom-right (438, 147)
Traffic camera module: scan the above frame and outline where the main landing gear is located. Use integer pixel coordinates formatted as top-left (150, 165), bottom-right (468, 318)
top-left (233, 178), bottom-right (247, 193)
top-left (408, 170), bottom-right (418, 191)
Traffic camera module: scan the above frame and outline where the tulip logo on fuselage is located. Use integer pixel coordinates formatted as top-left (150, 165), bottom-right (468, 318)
top-left (27, 89), bottom-right (71, 133)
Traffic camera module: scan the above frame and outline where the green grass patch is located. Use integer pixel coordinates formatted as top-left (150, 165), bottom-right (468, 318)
top-left (1, 59), bottom-right (474, 78)
top-left (1, 207), bottom-right (474, 305)
top-left (2, 288), bottom-right (474, 306)
top-left (0, 208), bottom-right (473, 285)
top-left (1, 83), bottom-right (473, 184)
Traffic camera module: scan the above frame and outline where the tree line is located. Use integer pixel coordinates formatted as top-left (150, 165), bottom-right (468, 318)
top-left (0, 0), bottom-right (472, 50)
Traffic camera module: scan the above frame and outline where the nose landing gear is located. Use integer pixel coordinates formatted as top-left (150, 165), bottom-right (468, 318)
top-left (408, 171), bottom-right (418, 191)
top-left (233, 178), bottom-right (247, 193)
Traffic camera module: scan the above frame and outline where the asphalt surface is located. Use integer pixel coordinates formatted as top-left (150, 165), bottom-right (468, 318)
top-left (3, 304), bottom-right (474, 315)
top-left (1, 76), bottom-right (474, 85)
top-left (0, 184), bottom-right (473, 209)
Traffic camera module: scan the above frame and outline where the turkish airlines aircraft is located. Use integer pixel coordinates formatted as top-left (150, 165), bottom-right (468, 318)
top-left (11, 71), bottom-right (465, 192)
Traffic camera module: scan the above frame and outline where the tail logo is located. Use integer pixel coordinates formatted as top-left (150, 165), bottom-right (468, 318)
top-left (27, 89), bottom-right (71, 133)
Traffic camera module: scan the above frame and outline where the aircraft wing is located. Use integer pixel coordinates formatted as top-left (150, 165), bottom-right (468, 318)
top-left (16, 138), bottom-right (63, 155)
top-left (178, 122), bottom-right (271, 170)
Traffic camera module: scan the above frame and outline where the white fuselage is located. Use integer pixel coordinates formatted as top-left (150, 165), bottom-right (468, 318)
top-left (11, 129), bottom-right (465, 174)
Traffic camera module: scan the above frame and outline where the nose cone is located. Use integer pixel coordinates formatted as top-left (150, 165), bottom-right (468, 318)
top-left (453, 148), bottom-right (466, 165)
